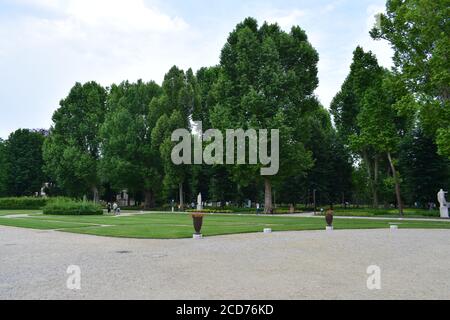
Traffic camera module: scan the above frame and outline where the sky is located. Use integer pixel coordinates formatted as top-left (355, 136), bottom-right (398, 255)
top-left (0, 0), bottom-right (393, 139)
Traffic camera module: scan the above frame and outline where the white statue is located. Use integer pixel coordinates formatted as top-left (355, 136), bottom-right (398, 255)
top-left (438, 189), bottom-right (448, 207)
top-left (437, 189), bottom-right (449, 219)
top-left (197, 193), bottom-right (203, 211)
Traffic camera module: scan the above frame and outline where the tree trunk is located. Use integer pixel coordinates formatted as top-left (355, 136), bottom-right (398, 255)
top-left (144, 190), bottom-right (154, 210)
top-left (305, 189), bottom-right (309, 210)
top-left (92, 186), bottom-right (99, 203)
top-left (179, 183), bottom-right (184, 210)
top-left (313, 189), bottom-right (317, 214)
top-left (264, 178), bottom-right (273, 214)
top-left (363, 151), bottom-right (378, 208)
top-left (373, 155), bottom-right (379, 208)
top-left (387, 152), bottom-right (403, 216)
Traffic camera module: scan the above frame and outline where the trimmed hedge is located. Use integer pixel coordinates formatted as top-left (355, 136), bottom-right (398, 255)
top-left (186, 209), bottom-right (234, 214)
top-left (186, 208), bottom-right (303, 215)
top-left (43, 198), bottom-right (103, 216)
top-left (0, 197), bottom-right (47, 210)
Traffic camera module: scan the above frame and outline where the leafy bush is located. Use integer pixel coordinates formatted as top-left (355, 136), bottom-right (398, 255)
top-left (271, 209), bottom-right (302, 214)
top-left (43, 198), bottom-right (103, 215)
top-left (0, 197), bottom-right (47, 210)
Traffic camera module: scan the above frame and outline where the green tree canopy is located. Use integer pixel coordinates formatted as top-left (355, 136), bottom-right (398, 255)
top-left (211, 17), bottom-right (319, 213)
top-left (303, 107), bottom-right (353, 207)
top-left (353, 70), bottom-right (411, 214)
top-left (371, 0), bottom-right (450, 157)
top-left (331, 46), bottom-right (384, 207)
top-left (3, 129), bottom-right (46, 196)
top-left (43, 82), bottom-right (107, 200)
top-left (150, 66), bottom-right (201, 208)
top-left (331, 46), bottom-right (384, 144)
top-left (399, 127), bottom-right (450, 206)
top-left (99, 80), bottom-right (162, 209)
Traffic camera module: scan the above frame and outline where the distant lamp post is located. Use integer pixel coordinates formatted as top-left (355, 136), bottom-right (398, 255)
top-left (313, 189), bottom-right (317, 215)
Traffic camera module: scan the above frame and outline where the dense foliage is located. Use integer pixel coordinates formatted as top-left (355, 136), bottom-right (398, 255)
top-left (0, 130), bottom-right (46, 197)
top-left (43, 198), bottom-right (103, 215)
top-left (0, 197), bottom-right (47, 210)
top-left (43, 82), bottom-right (107, 201)
top-left (0, 5), bottom-right (448, 213)
top-left (371, 0), bottom-right (450, 158)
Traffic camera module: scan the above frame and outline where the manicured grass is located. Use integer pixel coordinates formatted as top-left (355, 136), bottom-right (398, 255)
top-left (0, 211), bottom-right (449, 239)
top-left (0, 217), bottom-right (97, 229)
top-left (0, 209), bottom-right (42, 216)
top-left (327, 208), bottom-right (440, 218)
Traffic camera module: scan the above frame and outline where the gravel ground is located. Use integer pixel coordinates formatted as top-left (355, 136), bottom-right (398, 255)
top-left (0, 226), bottom-right (449, 300)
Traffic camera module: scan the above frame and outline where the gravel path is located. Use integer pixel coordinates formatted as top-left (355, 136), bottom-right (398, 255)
top-left (0, 226), bottom-right (449, 300)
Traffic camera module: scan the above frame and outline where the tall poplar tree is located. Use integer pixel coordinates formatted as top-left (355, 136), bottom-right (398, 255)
top-left (150, 66), bottom-right (201, 209)
top-left (211, 18), bottom-right (318, 213)
top-left (353, 71), bottom-right (411, 215)
top-left (99, 80), bottom-right (162, 209)
top-left (43, 82), bottom-right (106, 201)
top-left (331, 47), bottom-right (384, 207)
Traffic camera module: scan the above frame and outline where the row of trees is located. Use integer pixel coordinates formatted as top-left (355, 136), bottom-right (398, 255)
top-left (0, 1), bottom-right (448, 214)
top-left (40, 18), bottom-right (344, 213)
top-left (330, 0), bottom-right (449, 214)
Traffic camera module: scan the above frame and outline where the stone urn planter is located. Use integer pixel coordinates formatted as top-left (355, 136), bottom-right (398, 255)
top-left (325, 209), bottom-right (334, 230)
top-left (191, 212), bottom-right (204, 236)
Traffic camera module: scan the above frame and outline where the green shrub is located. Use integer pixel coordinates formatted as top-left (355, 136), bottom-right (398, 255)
top-left (43, 198), bottom-right (103, 216)
top-left (0, 197), bottom-right (47, 210)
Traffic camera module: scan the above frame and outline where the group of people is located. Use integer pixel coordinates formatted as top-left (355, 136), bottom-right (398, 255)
top-left (107, 202), bottom-right (121, 215)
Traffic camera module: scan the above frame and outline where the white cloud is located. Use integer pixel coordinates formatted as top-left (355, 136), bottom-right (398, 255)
top-left (261, 9), bottom-right (307, 31)
top-left (11, 0), bottom-right (61, 9)
top-left (12, 0), bottom-right (188, 33)
top-left (66, 0), bottom-right (187, 32)
top-left (0, 1), bottom-right (396, 138)
top-left (0, 0), bottom-right (198, 138)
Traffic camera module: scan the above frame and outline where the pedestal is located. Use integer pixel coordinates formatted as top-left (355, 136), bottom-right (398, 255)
top-left (263, 228), bottom-right (272, 234)
top-left (193, 234), bottom-right (203, 239)
top-left (326, 226), bottom-right (333, 231)
top-left (440, 206), bottom-right (449, 219)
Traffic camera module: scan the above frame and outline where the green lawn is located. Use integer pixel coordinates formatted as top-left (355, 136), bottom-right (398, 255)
top-left (0, 209), bottom-right (42, 216)
top-left (329, 208), bottom-right (440, 218)
top-left (0, 210), bottom-right (449, 239)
